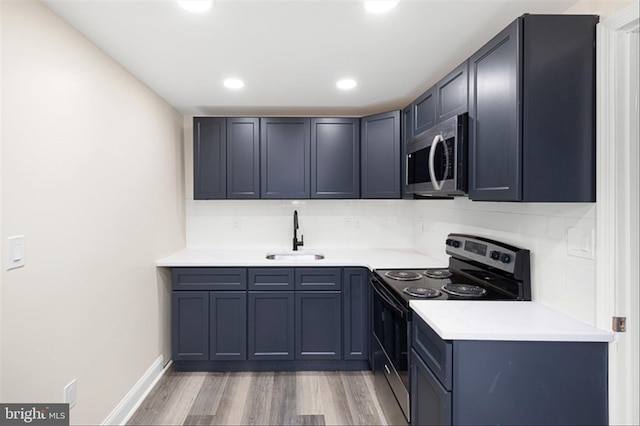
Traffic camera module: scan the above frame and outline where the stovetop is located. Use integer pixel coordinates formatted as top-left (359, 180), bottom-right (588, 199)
top-left (373, 234), bottom-right (532, 307)
top-left (374, 267), bottom-right (519, 305)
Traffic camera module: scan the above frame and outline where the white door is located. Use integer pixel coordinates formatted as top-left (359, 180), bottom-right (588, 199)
top-left (596, 3), bottom-right (640, 425)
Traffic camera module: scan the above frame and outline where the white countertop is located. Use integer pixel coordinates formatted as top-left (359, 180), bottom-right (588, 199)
top-left (156, 248), bottom-right (445, 270)
top-left (410, 300), bottom-right (614, 342)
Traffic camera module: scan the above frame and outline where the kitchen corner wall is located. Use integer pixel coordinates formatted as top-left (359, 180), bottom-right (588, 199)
top-left (1, 1), bottom-right (185, 424)
top-left (413, 199), bottom-right (597, 324)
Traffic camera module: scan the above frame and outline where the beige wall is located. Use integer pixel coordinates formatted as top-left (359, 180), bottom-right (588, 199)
top-left (564, 0), bottom-right (635, 18)
top-left (0, 0), bottom-right (4, 403)
top-left (0, 1), bottom-right (185, 424)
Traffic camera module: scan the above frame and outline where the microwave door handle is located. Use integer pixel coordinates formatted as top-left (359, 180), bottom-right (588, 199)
top-left (405, 154), bottom-right (410, 187)
top-left (429, 134), bottom-right (444, 191)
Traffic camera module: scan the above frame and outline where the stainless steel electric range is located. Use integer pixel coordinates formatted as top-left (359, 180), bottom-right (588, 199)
top-left (370, 233), bottom-right (531, 424)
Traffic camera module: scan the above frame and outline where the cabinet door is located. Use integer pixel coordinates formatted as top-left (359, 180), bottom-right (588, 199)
top-left (411, 348), bottom-right (452, 426)
top-left (248, 291), bottom-right (295, 360)
top-left (210, 292), bottom-right (247, 360)
top-left (172, 292), bottom-right (209, 361)
top-left (343, 268), bottom-right (369, 361)
top-left (227, 117), bottom-right (259, 199)
top-left (295, 291), bottom-right (342, 360)
top-left (361, 110), bottom-right (401, 199)
top-left (194, 117), bottom-right (226, 199)
top-left (401, 105), bottom-right (413, 199)
top-left (311, 118), bottom-right (360, 199)
top-left (260, 117), bottom-right (310, 199)
top-left (468, 19), bottom-right (521, 201)
top-left (413, 88), bottom-right (436, 134)
top-left (436, 61), bottom-right (468, 123)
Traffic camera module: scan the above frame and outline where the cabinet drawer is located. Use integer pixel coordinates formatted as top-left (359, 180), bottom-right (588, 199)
top-left (295, 268), bottom-right (342, 290)
top-left (172, 268), bottom-right (247, 291)
top-left (249, 268), bottom-right (295, 290)
top-left (413, 316), bottom-right (453, 390)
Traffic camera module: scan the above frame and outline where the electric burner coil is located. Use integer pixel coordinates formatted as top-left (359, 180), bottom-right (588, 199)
top-left (385, 270), bottom-right (422, 281)
top-left (403, 287), bottom-right (441, 298)
top-left (441, 283), bottom-right (487, 297)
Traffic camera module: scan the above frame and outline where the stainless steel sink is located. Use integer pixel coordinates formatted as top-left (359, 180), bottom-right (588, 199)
top-left (265, 252), bottom-right (325, 261)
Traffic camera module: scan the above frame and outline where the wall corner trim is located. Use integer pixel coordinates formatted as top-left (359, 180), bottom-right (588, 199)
top-left (101, 355), bottom-right (171, 425)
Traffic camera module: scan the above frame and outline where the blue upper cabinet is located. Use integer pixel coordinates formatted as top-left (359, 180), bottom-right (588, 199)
top-left (468, 15), bottom-right (597, 202)
top-left (401, 105), bottom-right (414, 199)
top-left (227, 117), bottom-right (260, 199)
top-left (361, 110), bottom-right (401, 199)
top-left (311, 118), bottom-right (360, 199)
top-left (413, 87), bottom-right (436, 135)
top-left (193, 117), bottom-right (226, 199)
top-left (260, 117), bottom-right (311, 199)
top-left (468, 20), bottom-right (520, 201)
top-left (436, 61), bottom-right (468, 123)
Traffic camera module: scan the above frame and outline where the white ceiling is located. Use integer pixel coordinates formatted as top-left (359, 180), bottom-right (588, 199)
top-left (43, 0), bottom-right (578, 116)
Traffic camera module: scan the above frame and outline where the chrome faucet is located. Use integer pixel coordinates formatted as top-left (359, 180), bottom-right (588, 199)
top-left (293, 210), bottom-right (304, 251)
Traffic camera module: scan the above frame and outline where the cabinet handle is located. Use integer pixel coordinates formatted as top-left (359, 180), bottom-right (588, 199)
top-left (429, 134), bottom-right (444, 191)
top-left (384, 364), bottom-right (391, 375)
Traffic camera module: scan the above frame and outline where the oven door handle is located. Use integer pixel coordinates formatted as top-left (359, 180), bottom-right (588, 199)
top-left (428, 134), bottom-right (445, 191)
top-left (370, 277), bottom-right (409, 319)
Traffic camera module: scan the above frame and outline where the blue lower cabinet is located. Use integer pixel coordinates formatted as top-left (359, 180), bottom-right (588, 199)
top-left (172, 267), bottom-right (370, 370)
top-left (343, 268), bottom-right (369, 360)
top-left (411, 348), bottom-right (452, 425)
top-left (248, 291), bottom-right (295, 361)
top-left (295, 291), bottom-right (342, 360)
top-left (411, 315), bottom-right (608, 425)
top-left (172, 291), bottom-right (209, 361)
top-left (209, 291), bottom-right (247, 360)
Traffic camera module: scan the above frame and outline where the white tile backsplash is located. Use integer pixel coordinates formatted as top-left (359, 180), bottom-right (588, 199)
top-left (186, 199), bottom-right (415, 249)
top-left (412, 198), bottom-right (597, 324)
top-left (186, 197), bottom-right (598, 324)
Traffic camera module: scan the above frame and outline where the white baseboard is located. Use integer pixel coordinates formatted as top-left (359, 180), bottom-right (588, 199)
top-left (101, 355), bottom-right (172, 425)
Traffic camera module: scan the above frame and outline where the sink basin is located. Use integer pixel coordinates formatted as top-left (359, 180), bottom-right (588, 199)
top-left (265, 251), bottom-right (325, 261)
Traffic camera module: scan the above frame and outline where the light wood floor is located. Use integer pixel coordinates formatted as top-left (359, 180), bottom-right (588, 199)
top-left (127, 368), bottom-right (389, 426)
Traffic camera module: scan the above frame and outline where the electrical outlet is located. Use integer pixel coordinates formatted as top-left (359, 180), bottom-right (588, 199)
top-left (64, 379), bottom-right (77, 408)
top-left (232, 219), bottom-right (242, 231)
top-left (343, 217), bottom-right (353, 230)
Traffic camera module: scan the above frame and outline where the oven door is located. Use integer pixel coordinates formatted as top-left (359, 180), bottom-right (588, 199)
top-left (371, 276), bottom-right (410, 423)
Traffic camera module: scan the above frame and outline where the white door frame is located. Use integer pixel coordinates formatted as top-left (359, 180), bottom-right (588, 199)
top-left (596, 3), bottom-right (639, 425)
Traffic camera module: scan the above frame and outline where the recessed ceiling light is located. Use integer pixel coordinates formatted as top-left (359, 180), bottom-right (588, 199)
top-left (224, 78), bottom-right (245, 89)
top-left (364, 1), bottom-right (399, 14)
top-left (337, 79), bottom-right (357, 90)
top-left (177, 0), bottom-right (213, 13)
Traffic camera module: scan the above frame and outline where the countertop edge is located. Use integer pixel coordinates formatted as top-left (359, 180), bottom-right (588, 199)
top-left (155, 248), bottom-right (446, 270)
top-left (410, 300), bottom-right (615, 343)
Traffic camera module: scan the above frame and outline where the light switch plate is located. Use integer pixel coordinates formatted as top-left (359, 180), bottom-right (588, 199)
top-left (567, 227), bottom-right (594, 259)
top-left (6, 235), bottom-right (26, 270)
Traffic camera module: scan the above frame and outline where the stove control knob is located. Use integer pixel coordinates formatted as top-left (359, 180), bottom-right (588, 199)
top-left (490, 251), bottom-right (501, 260)
top-left (450, 239), bottom-right (461, 248)
top-left (500, 253), bottom-right (512, 264)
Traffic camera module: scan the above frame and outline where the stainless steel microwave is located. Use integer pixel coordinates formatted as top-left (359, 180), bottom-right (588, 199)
top-left (405, 113), bottom-right (468, 197)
